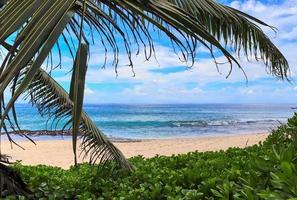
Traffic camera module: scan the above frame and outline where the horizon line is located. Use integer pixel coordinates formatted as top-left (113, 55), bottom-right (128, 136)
top-left (14, 102), bottom-right (297, 106)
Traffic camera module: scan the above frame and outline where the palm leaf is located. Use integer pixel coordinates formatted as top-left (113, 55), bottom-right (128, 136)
top-left (81, 0), bottom-right (288, 78)
top-left (70, 43), bottom-right (88, 166)
top-left (167, 0), bottom-right (288, 78)
top-left (0, 9), bottom-right (75, 133)
top-left (24, 68), bottom-right (131, 169)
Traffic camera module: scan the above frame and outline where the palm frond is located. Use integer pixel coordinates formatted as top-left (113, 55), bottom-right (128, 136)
top-left (168, 0), bottom-right (288, 78)
top-left (24, 68), bottom-right (131, 169)
top-left (70, 43), bottom-right (88, 165)
top-left (80, 0), bottom-right (288, 78)
top-left (1, 40), bottom-right (130, 168)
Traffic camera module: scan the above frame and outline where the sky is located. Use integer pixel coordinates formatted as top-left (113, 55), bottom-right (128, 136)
top-left (7, 0), bottom-right (297, 104)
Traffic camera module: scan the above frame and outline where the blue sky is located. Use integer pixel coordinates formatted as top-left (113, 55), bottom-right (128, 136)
top-left (7, 0), bottom-right (297, 104)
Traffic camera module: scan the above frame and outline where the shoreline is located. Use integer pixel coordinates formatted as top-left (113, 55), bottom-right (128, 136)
top-left (1, 132), bottom-right (269, 169)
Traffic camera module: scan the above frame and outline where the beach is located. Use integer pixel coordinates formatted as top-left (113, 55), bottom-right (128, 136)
top-left (1, 133), bottom-right (268, 169)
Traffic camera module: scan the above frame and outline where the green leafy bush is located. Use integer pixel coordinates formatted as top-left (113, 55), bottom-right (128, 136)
top-left (6, 114), bottom-right (297, 199)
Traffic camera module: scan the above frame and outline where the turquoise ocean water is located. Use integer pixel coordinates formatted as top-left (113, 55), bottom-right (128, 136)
top-left (2, 104), bottom-right (295, 140)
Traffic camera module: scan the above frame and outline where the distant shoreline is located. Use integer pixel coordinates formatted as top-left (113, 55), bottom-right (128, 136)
top-left (2, 130), bottom-right (74, 136)
top-left (1, 130), bottom-right (143, 143)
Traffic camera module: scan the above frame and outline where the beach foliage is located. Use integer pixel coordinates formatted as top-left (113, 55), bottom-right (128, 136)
top-left (4, 113), bottom-right (297, 199)
top-left (0, 0), bottom-right (290, 169)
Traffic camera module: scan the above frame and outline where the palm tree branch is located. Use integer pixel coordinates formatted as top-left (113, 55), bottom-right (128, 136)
top-left (167, 0), bottom-right (288, 78)
top-left (24, 68), bottom-right (131, 169)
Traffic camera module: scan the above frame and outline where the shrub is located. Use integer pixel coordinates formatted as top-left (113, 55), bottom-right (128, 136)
top-left (6, 114), bottom-right (297, 199)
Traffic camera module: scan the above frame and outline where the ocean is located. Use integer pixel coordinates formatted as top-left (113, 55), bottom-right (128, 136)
top-left (3, 103), bottom-right (295, 140)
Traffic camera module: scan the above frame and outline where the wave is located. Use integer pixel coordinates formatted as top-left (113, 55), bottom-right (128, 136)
top-left (176, 119), bottom-right (285, 127)
top-left (171, 119), bottom-right (283, 127)
top-left (171, 120), bottom-right (234, 127)
top-left (95, 119), bottom-right (283, 128)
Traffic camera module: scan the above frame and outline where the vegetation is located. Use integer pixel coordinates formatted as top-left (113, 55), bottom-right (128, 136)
top-left (2, 114), bottom-right (296, 199)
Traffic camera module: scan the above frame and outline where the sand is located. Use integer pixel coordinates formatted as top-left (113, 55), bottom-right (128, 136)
top-left (1, 133), bottom-right (268, 169)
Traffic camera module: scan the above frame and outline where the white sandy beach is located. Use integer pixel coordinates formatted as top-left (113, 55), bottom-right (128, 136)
top-left (1, 133), bottom-right (268, 169)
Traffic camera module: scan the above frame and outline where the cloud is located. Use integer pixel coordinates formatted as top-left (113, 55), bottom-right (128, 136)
top-left (84, 87), bottom-right (95, 95)
top-left (239, 88), bottom-right (256, 95)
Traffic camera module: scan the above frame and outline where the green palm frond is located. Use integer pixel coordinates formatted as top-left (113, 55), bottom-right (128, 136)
top-left (25, 68), bottom-right (131, 169)
top-left (0, 0), bottom-right (289, 170)
top-left (168, 0), bottom-right (288, 77)
top-left (70, 43), bottom-right (89, 166)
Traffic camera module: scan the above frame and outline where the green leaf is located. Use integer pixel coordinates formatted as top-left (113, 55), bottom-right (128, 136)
top-left (71, 43), bottom-right (88, 166)
top-left (0, 10), bottom-right (74, 134)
